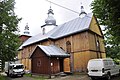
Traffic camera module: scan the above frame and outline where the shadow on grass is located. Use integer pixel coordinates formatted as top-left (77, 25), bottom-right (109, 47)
top-left (0, 75), bottom-right (11, 80)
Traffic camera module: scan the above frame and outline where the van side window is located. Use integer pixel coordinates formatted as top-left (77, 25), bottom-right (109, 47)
top-left (109, 61), bottom-right (113, 65)
top-left (104, 60), bottom-right (108, 65)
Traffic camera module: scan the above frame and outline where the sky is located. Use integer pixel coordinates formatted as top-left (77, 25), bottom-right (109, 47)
top-left (15, 0), bottom-right (93, 36)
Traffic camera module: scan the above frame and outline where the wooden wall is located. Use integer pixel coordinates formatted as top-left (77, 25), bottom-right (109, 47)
top-left (31, 47), bottom-right (60, 74)
top-left (73, 51), bottom-right (106, 72)
top-left (18, 15), bottom-right (106, 73)
top-left (31, 47), bottom-right (50, 74)
top-left (89, 16), bottom-right (102, 36)
top-left (50, 58), bottom-right (60, 74)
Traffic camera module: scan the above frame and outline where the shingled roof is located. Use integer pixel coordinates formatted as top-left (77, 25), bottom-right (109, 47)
top-left (19, 13), bottom-right (93, 50)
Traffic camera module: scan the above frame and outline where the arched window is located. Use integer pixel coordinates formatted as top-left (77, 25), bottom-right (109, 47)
top-left (97, 40), bottom-right (100, 51)
top-left (66, 41), bottom-right (71, 53)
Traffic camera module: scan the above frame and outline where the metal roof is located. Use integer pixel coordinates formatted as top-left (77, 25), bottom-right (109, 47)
top-left (19, 13), bottom-right (93, 50)
top-left (30, 45), bottom-right (70, 57)
top-left (49, 13), bottom-right (92, 38)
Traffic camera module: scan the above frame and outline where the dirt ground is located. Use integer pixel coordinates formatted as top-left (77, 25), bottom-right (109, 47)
top-left (48, 74), bottom-right (90, 80)
top-left (1, 72), bottom-right (120, 80)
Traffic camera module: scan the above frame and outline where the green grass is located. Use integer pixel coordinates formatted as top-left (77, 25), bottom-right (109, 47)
top-left (0, 75), bottom-right (6, 80)
top-left (24, 74), bottom-right (46, 80)
top-left (24, 73), bottom-right (32, 77)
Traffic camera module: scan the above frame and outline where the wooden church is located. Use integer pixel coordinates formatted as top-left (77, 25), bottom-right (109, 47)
top-left (18, 5), bottom-right (106, 75)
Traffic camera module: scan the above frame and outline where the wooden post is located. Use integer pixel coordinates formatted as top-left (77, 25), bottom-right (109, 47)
top-left (49, 57), bottom-right (51, 78)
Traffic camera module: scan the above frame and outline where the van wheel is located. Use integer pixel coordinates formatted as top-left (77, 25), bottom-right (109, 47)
top-left (10, 74), bottom-right (13, 78)
top-left (106, 73), bottom-right (111, 80)
top-left (21, 74), bottom-right (23, 77)
top-left (7, 73), bottom-right (9, 77)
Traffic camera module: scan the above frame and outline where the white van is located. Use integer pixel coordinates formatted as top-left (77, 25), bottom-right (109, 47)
top-left (87, 58), bottom-right (120, 80)
top-left (5, 62), bottom-right (25, 77)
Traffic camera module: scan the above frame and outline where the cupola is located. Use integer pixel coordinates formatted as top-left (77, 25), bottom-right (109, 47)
top-left (24, 23), bottom-right (30, 35)
top-left (45, 6), bottom-right (56, 25)
top-left (41, 6), bottom-right (57, 35)
top-left (79, 3), bottom-right (87, 18)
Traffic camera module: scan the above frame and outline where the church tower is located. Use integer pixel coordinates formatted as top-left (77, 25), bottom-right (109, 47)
top-left (41, 6), bottom-right (57, 35)
top-left (19, 23), bottom-right (31, 43)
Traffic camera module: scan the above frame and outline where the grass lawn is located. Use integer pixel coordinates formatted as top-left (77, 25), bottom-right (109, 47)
top-left (0, 75), bottom-right (6, 80)
top-left (25, 74), bottom-right (46, 80)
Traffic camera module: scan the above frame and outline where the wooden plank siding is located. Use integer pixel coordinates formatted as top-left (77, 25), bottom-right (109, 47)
top-left (31, 47), bottom-right (50, 74)
top-left (17, 15), bottom-right (106, 73)
top-left (18, 31), bottom-right (105, 73)
top-left (89, 16), bottom-right (102, 36)
top-left (31, 47), bottom-right (61, 74)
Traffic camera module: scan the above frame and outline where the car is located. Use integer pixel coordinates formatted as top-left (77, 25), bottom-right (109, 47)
top-left (87, 58), bottom-right (120, 80)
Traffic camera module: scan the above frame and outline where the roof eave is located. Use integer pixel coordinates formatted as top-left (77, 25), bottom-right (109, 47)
top-left (49, 55), bottom-right (70, 58)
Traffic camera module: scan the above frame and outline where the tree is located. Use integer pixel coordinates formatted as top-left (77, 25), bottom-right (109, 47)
top-left (91, 0), bottom-right (120, 59)
top-left (0, 0), bottom-right (21, 70)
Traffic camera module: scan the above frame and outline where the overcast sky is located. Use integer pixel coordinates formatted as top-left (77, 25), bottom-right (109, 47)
top-left (15, 0), bottom-right (93, 36)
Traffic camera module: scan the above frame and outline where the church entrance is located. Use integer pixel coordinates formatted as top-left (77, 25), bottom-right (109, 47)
top-left (59, 59), bottom-right (64, 72)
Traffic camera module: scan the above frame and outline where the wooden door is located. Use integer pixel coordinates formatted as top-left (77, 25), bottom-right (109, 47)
top-left (64, 58), bottom-right (70, 72)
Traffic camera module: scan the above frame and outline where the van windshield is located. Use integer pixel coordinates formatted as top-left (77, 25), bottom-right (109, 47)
top-left (13, 65), bottom-right (24, 69)
top-left (88, 60), bottom-right (103, 67)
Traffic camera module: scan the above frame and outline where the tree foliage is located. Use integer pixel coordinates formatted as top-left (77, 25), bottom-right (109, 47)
top-left (91, 0), bottom-right (120, 59)
top-left (0, 0), bottom-right (21, 69)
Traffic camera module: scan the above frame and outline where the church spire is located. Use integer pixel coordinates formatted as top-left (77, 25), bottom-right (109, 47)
top-left (79, 3), bottom-right (87, 18)
top-left (45, 6), bottom-right (56, 25)
top-left (24, 23), bottom-right (30, 35)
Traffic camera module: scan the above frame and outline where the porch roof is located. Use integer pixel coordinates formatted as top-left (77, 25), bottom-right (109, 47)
top-left (30, 45), bottom-right (70, 58)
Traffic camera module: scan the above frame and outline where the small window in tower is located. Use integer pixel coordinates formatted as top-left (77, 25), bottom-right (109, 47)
top-left (97, 40), bottom-right (100, 51)
top-left (42, 27), bottom-right (45, 35)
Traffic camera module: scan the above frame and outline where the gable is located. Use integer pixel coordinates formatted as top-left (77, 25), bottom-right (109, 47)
top-left (31, 47), bottom-right (47, 58)
top-left (30, 45), bottom-right (70, 58)
top-left (89, 16), bottom-right (103, 36)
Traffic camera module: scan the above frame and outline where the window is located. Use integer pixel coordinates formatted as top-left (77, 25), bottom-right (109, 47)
top-left (37, 60), bottom-right (41, 67)
top-left (60, 47), bottom-right (64, 51)
top-left (97, 40), bottom-right (100, 51)
top-left (66, 41), bottom-right (71, 53)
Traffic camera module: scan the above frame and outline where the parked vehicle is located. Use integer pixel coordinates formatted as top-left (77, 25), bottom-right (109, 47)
top-left (5, 61), bottom-right (25, 77)
top-left (87, 58), bottom-right (120, 80)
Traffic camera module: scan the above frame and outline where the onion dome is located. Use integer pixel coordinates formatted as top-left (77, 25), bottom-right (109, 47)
top-left (45, 6), bottom-right (56, 25)
top-left (24, 23), bottom-right (30, 35)
top-left (79, 3), bottom-right (87, 17)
